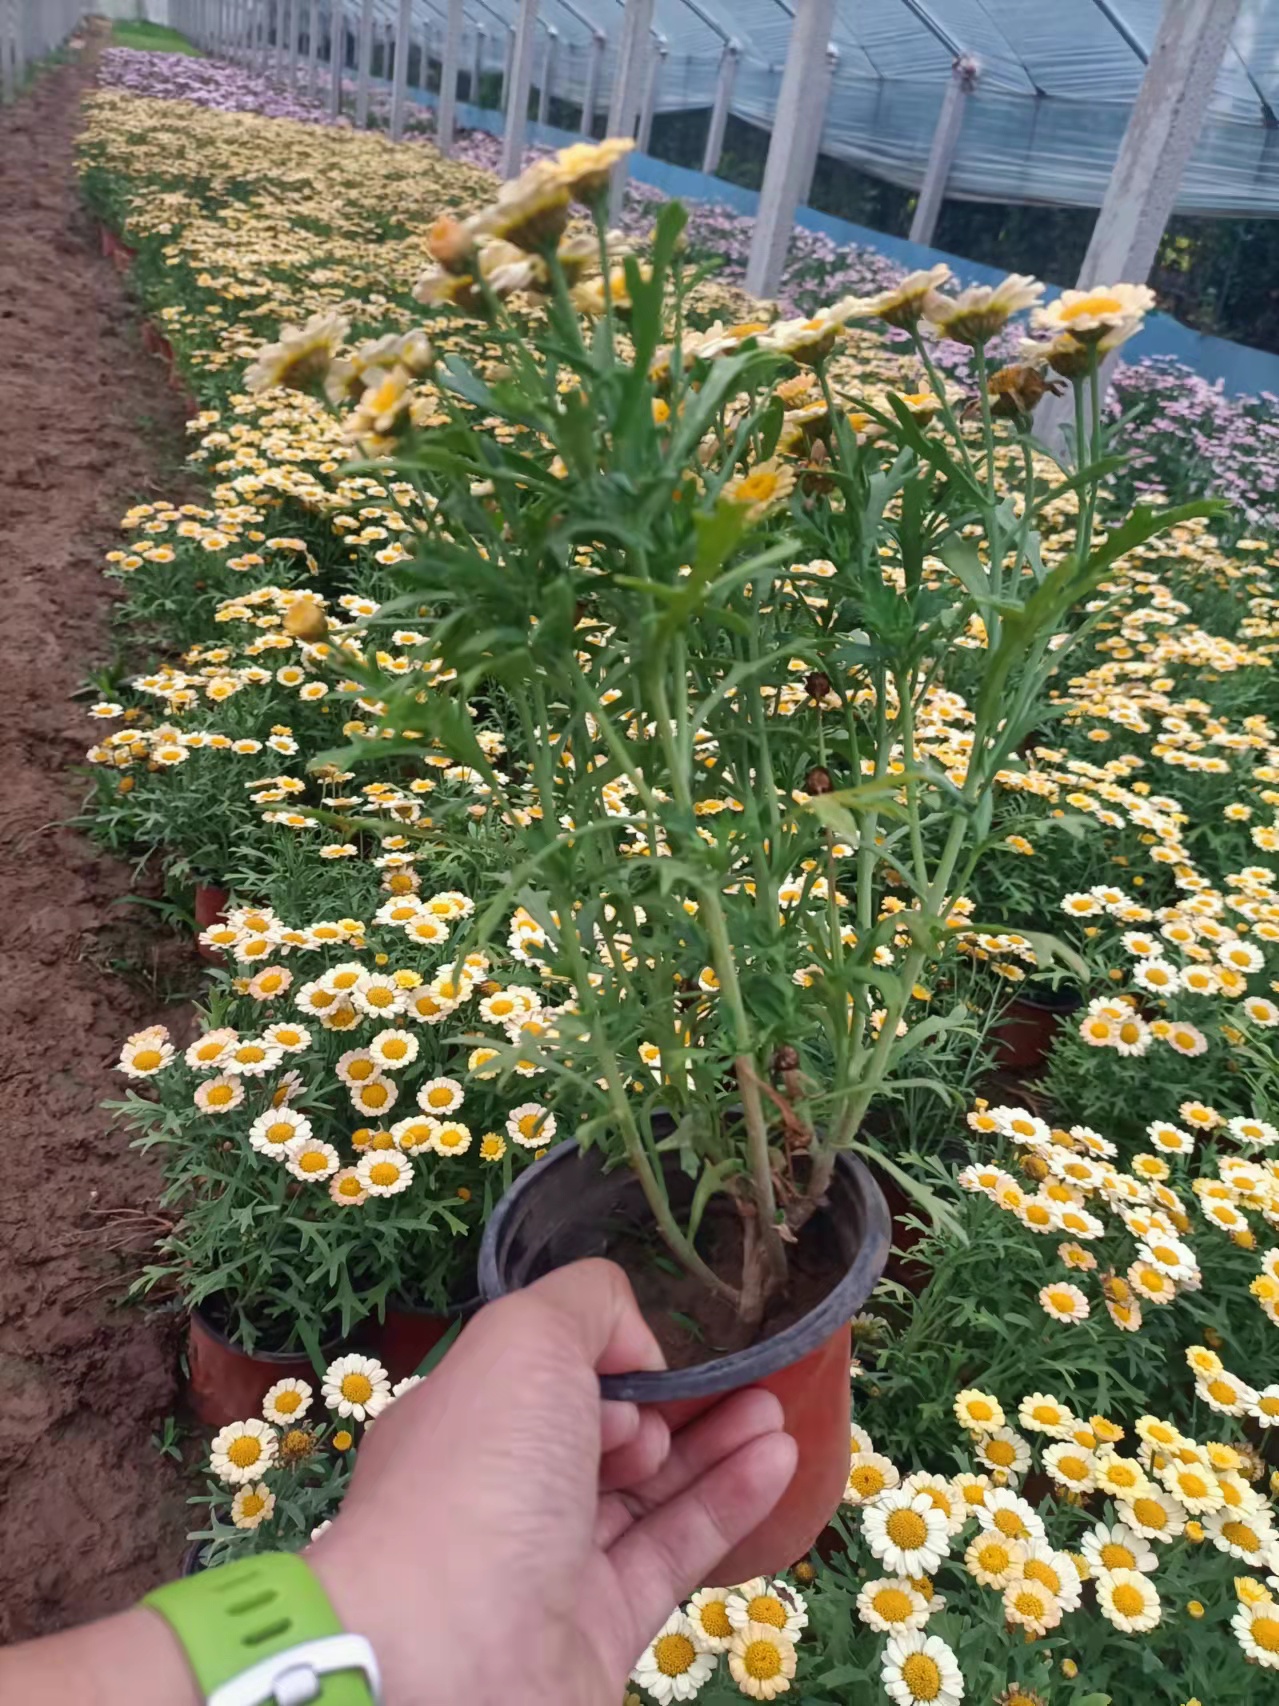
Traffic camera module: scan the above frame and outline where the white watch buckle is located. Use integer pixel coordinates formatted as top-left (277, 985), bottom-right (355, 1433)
top-left (207, 1633), bottom-right (383, 1706)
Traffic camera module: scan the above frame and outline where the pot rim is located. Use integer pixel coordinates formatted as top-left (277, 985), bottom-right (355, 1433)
top-left (479, 1140), bottom-right (890, 1402)
top-left (189, 1301), bottom-right (338, 1365)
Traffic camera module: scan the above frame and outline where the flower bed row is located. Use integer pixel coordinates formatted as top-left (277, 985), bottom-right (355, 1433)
top-left (76, 61), bottom-right (1279, 1705)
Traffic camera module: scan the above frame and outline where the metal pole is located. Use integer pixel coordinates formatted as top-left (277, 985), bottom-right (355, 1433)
top-left (536, 24), bottom-right (556, 127)
top-left (908, 55), bottom-right (977, 246)
top-left (580, 28), bottom-right (604, 138)
top-left (390, 0), bottom-right (412, 136)
top-left (329, 0), bottom-right (344, 115)
top-left (437, 0), bottom-right (464, 151)
top-left (744, 0), bottom-right (836, 298)
top-left (637, 34), bottom-right (664, 152)
top-left (606, 0), bottom-right (655, 217)
top-left (354, 0), bottom-right (373, 125)
top-left (702, 38), bottom-right (738, 174)
top-left (796, 43), bottom-right (838, 206)
top-left (470, 21), bottom-right (484, 107)
top-left (274, 0), bottom-right (286, 79)
top-left (288, 0), bottom-right (301, 85)
top-left (499, 0), bottom-right (538, 178)
top-left (500, 22), bottom-right (515, 111)
top-left (1037, 0), bottom-right (1245, 442)
top-left (307, 0), bottom-right (320, 93)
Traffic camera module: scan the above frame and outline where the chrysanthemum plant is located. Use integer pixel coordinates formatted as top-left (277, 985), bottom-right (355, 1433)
top-left (317, 149), bottom-right (1214, 1333)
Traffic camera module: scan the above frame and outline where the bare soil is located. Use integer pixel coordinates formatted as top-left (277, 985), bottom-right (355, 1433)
top-left (0, 34), bottom-right (193, 1641)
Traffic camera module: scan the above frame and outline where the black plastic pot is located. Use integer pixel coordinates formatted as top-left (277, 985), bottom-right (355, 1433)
top-left (479, 1140), bottom-right (889, 1580)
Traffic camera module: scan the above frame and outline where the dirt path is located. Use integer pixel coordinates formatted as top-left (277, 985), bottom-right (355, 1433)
top-left (0, 34), bottom-right (193, 1640)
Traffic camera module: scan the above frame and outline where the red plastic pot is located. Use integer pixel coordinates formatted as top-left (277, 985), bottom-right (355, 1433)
top-left (193, 883), bottom-right (230, 964)
top-left (360, 1302), bottom-right (453, 1384)
top-left (186, 1305), bottom-right (333, 1428)
top-left (992, 985), bottom-right (1082, 1076)
top-left (479, 1141), bottom-right (889, 1584)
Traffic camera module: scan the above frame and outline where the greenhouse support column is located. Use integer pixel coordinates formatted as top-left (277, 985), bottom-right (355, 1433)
top-left (274, 0), bottom-right (287, 78)
top-left (329, 0), bottom-right (344, 115)
top-left (796, 44), bottom-right (837, 206)
top-left (471, 23), bottom-right (485, 105)
top-left (536, 26), bottom-right (557, 127)
top-left (2, 0), bottom-right (16, 104)
top-left (416, 24), bottom-right (428, 90)
top-left (744, 0), bottom-right (835, 299)
top-left (637, 36), bottom-right (665, 153)
top-left (908, 54), bottom-right (978, 246)
top-left (606, 0), bottom-right (655, 217)
top-left (389, 0), bottom-right (411, 137)
top-left (354, 0), bottom-right (373, 125)
top-left (437, 0), bottom-right (465, 151)
top-left (702, 39), bottom-right (738, 174)
top-left (288, 0), bottom-right (301, 85)
top-left (580, 28), bottom-right (604, 137)
top-left (499, 0), bottom-right (538, 178)
top-left (307, 0), bottom-right (320, 92)
top-left (1037, 0), bottom-right (1244, 446)
top-left (500, 24), bottom-right (514, 109)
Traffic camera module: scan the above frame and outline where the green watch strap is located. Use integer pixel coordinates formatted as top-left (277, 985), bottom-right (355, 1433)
top-left (144, 1553), bottom-right (373, 1706)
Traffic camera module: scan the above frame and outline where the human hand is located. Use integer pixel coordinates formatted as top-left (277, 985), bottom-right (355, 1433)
top-left (308, 1258), bottom-right (798, 1706)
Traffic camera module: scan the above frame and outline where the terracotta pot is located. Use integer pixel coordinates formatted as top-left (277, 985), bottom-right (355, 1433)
top-left (186, 1305), bottom-right (332, 1428)
top-left (360, 1288), bottom-right (481, 1382)
top-left (479, 1141), bottom-right (889, 1584)
top-left (992, 985), bottom-right (1082, 1076)
top-left (193, 883), bottom-right (230, 964)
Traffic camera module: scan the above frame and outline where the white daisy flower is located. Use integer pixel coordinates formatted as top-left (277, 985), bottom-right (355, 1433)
top-left (210, 1419), bottom-right (278, 1486)
top-left (321, 1353), bottom-right (391, 1421)
top-left (416, 1076), bottom-right (465, 1115)
top-left (1095, 1567), bottom-right (1161, 1632)
top-left (685, 1587), bottom-right (735, 1653)
top-left (630, 1610), bottom-right (717, 1703)
top-left (974, 1487), bottom-right (1045, 1545)
top-left (963, 1530), bottom-right (1025, 1589)
top-left (262, 1377), bottom-right (312, 1425)
top-left (844, 1451), bottom-right (900, 1505)
top-left (862, 1490), bottom-right (951, 1576)
top-left (249, 1106), bottom-right (312, 1159)
top-left (856, 1577), bottom-right (931, 1632)
top-left (1232, 1600), bottom-right (1279, 1668)
top-left (725, 1579), bottom-right (807, 1639)
top-left (355, 1151), bottom-right (414, 1196)
top-left (230, 1483), bottom-right (276, 1530)
top-left (369, 1027), bottom-right (419, 1070)
top-left (285, 1138), bottom-right (341, 1182)
top-left (880, 1630), bottom-right (964, 1706)
top-left (726, 1621), bottom-right (797, 1701)
top-left (507, 1102), bottom-right (556, 1149)
top-left (1081, 1521), bottom-right (1158, 1576)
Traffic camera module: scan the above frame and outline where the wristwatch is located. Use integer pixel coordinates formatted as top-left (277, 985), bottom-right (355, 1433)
top-left (143, 1552), bottom-right (381, 1706)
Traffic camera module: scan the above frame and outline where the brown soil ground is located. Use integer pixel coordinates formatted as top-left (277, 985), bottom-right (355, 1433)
top-left (0, 33), bottom-right (194, 1641)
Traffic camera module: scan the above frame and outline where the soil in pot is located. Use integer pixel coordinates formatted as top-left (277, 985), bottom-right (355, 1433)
top-left (186, 1300), bottom-right (341, 1428)
top-left (481, 1142), bottom-right (889, 1583)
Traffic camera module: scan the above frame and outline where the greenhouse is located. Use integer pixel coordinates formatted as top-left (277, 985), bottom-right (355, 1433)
top-left (3, 3), bottom-right (1279, 1704)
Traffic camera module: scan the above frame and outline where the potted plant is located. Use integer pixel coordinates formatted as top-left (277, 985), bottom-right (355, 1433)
top-left (278, 144), bottom-right (1210, 1577)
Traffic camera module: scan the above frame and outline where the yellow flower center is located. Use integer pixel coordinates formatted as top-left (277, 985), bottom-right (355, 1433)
top-left (518, 1114), bottom-right (539, 1139)
top-left (366, 988), bottom-right (394, 1007)
top-left (237, 1046), bottom-right (265, 1063)
top-left (274, 1390), bottom-right (301, 1414)
top-left (332, 1429), bottom-right (353, 1450)
top-left (1025, 1558), bottom-right (1061, 1595)
top-left (361, 1084), bottom-right (390, 1108)
top-left (977, 1542), bottom-right (1009, 1573)
top-left (849, 1464), bottom-right (886, 1497)
top-left (1131, 1498), bottom-right (1167, 1530)
top-left (746, 1596), bottom-right (786, 1629)
top-left (227, 1436), bottom-right (261, 1468)
top-left (132, 1049), bottom-right (163, 1071)
top-left (340, 1372), bottom-right (373, 1404)
top-left (1107, 1462), bottom-right (1139, 1488)
top-left (1013, 1589), bottom-right (1043, 1619)
top-left (1100, 1542), bottom-right (1135, 1570)
top-left (299, 1151), bottom-right (327, 1173)
top-left (993, 1509), bottom-right (1026, 1539)
top-left (985, 1439), bottom-right (1016, 1467)
top-left (968, 1399), bottom-right (994, 1423)
top-left (737, 472), bottom-right (780, 504)
top-left (900, 1653), bottom-right (942, 1701)
top-left (886, 1510), bottom-right (928, 1549)
top-left (1259, 1397), bottom-right (1279, 1418)
top-left (653, 1633), bottom-right (696, 1677)
top-left (1223, 1521), bottom-right (1260, 1553)
top-left (1207, 1379), bottom-right (1238, 1404)
top-left (1112, 1583), bottom-right (1145, 1618)
top-left (699, 1602), bottom-right (731, 1638)
top-left (742, 1640), bottom-right (782, 1681)
top-left (266, 1121), bottom-right (294, 1145)
top-left (1180, 1473), bottom-right (1208, 1499)
top-left (872, 1588), bottom-right (914, 1622)
top-left (1057, 1456), bottom-right (1089, 1483)
top-left (208, 1085), bottom-right (234, 1106)
top-left (239, 1490), bottom-right (266, 1517)
top-left (348, 1059), bottom-right (377, 1081)
top-left (427, 1087), bottom-right (454, 1107)
top-left (337, 1175), bottom-right (362, 1197)
top-left (1252, 1616), bottom-right (1279, 1653)
top-left (1032, 1405), bottom-right (1061, 1426)
top-left (275, 1029), bottom-right (302, 1046)
top-left (369, 1161), bottom-right (399, 1186)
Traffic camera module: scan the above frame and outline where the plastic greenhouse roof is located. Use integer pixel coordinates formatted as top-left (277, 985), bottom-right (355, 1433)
top-left (368, 0), bottom-right (1279, 215)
